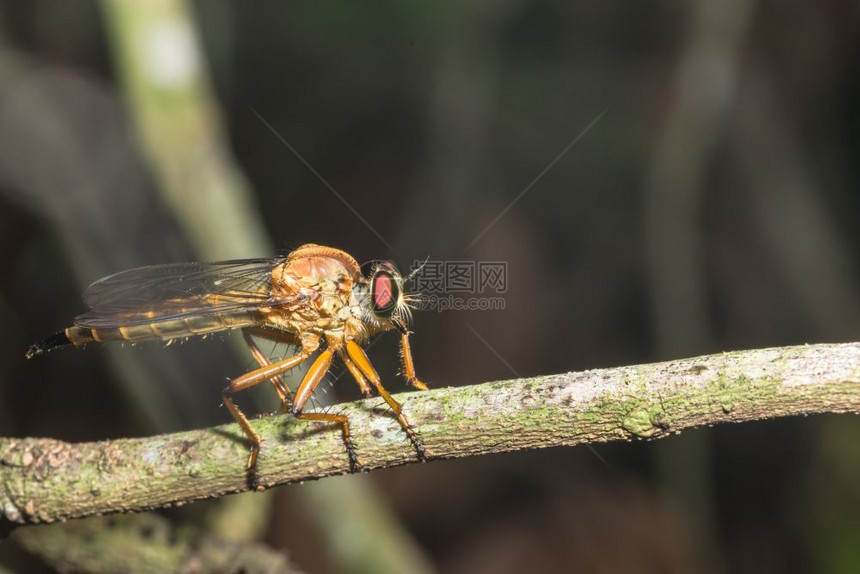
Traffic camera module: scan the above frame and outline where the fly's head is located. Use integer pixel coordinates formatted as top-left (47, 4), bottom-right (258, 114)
top-left (353, 260), bottom-right (420, 334)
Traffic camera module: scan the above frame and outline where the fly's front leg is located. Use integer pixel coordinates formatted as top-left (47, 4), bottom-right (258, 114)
top-left (290, 347), bottom-right (360, 471)
top-left (393, 318), bottom-right (428, 391)
top-left (243, 330), bottom-right (292, 413)
top-left (345, 340), bottom-right (427, 462)
top-left (223, 346), bottom-right (314, 472)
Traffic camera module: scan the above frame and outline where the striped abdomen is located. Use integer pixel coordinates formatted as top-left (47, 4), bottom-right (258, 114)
top-left (27, 310), bottom-right (266, 358)
top-left (67, 310), bottom-right (266, 345)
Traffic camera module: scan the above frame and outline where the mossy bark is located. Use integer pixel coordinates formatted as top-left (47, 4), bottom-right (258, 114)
top-left (2, 342), bottom-right (858, 527)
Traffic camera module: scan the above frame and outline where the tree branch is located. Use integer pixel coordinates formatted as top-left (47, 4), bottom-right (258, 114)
top-left (2, 342), bottom-right (858, 527)
top-left (12, 513), bottom-right (297, 573)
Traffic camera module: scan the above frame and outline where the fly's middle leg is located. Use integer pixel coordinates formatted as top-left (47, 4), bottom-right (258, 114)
top-left (337, 348), bottom-right (373, 397)
top-left (290, 347), bottom-right (360, 471)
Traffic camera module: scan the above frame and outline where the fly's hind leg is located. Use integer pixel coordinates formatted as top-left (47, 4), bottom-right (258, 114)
top-left (242, 330), bottom-right (292, 413)
top-left (223, 340), bottom-right (317, 472)
top-left (290, 347), bottom-right (360, 471)
top-left (344, 340), bottom-right (427, 462)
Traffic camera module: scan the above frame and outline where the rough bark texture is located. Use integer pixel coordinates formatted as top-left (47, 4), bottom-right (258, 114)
top-left (2, 343), bottom-right (858, 528)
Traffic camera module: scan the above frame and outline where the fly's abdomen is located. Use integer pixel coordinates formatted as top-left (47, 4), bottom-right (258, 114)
top-left (66, 310), bottom-right (265, 346)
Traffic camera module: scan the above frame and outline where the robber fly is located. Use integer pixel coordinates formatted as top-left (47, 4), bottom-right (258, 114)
top-left (27, 244), bottom-right (428, 473)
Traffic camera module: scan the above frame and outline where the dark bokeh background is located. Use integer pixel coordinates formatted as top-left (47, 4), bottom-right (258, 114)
top-left (1, 2), bottom-right (859, 573)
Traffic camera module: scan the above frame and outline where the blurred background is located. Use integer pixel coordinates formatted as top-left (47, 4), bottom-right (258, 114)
top-left (1, 1), bottom-right (859, 573)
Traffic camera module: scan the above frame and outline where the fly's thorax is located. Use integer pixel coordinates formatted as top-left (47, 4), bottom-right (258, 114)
top-left (268, 249), bottom-right (359, 334)
top-left (317, 291), bottom-right (347, 317)
top-left (284, 244), bottom-right (361, 278)
top-left (276, 246), bottom-right (359, 295)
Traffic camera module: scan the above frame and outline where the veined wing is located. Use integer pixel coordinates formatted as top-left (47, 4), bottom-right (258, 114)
top-left (76, 258), bottom-right (291, 328)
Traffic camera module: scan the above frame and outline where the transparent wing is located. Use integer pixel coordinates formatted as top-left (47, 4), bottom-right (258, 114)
top-left (76, 258), bottom-right (291, 328)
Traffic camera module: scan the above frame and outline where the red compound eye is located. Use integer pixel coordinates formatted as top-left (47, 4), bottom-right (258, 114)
top-left (361, 259), bottom-right (398, 277)
top-left (371, 271), bottom-right (399, 315)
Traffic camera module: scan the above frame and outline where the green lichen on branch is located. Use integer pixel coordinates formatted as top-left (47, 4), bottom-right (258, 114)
top-left (2, 342), bottom-right (858, 527)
